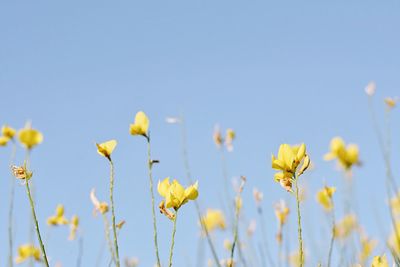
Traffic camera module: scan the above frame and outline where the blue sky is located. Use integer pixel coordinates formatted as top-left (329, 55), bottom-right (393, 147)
top-left (0, 1), bottom-right (400, 266)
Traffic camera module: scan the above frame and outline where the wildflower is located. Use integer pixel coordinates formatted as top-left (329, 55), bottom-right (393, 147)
top-left (47, 204), bottom-right (69, 226)
top-left (289, 250), bottom-right (305, 267)
top-left (247, 220), bottom-right (257, 236)
top-left (384, 97), bottom-right (397, 109)
top-left (201, 209), bottom-right (226, 232)
top-left (0, 136), bottom-right (10, 146)
top-left (2, 125), bottom-right (16, 139)
top-left (253, 188), bottom-right (263, 206)
top-left (390, 192), bottom-right (400, 215)
top-left (334, 214), bottom-right (357, 239)
top-left (223, 239), bottom-right (232, 251)
top-left (365, 82), bottom-right (376, 96)
top-left (371, 255), bottom-right (389, 267)
top-left (225, 128), bottom-right (235, 152)
top-left (90, 189), bottom-right (109, 215)
top-left (220, 258), bottom-right (235, 267)
top-left (125, 257), bottom-right (140, 267)
top-left (129, 111), bottom-right (149, 137)
top-left (68, 215), bottom-right (79, 240)
top-left (157, 177), bottom-right (198, 211)
top-left (116, 220), bottom-right (125, 229)
top-left (275, 200), bottom-right (290, 226)
top-left (324, 137), bottom-right (360, 171)
top-left (11, 165), bottom-right (32, 180)
top-left (358, 236), bottom-right (377, 264)
top-left (18, 124), bottom-right (43, 150)
top-left (15, 244), bottom-right (41, 264)
top-left (388, 222), bottom-right (400, 253)
top-left (316, 186), bottom-right (336, 211)
top-left (275, 200), bottom-right (289, 243)
top-left (165, 117), bottom-right (181, 124)
top-left (96, 139), bottom-right (117, 160)
top-left (272, 143), bottom-right (310, 192)
top-left (213, 125), bottom-right (223, 148)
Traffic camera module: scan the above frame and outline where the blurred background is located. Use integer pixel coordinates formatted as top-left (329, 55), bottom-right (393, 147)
top-left (0, 0), bottom-right (399, 266)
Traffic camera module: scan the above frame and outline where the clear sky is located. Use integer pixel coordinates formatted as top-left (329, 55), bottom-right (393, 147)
top-left (0, 1), bottom-right (399, 266)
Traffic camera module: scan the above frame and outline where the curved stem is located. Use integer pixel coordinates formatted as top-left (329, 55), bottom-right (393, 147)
top-left (327, 205), bottom-right (335, 267)
top-left (146, 137), bottom-right (161, 267)
top-left (229, 200), bottom-right (241, 267)
top-left (179, 117), bottom-right (221, 267)
top-left (8, 141), bottom-right (16, 267)
top-left (294, 178), bottom-right (304, 267)
top-left (25, 181), bottom-right (49, 267)
top-left (169, 212), bottom-right (178, 267)
top-left (109, 159), bottom-right (120, 267)
top-left (102, 214), bottom-right (116, 264)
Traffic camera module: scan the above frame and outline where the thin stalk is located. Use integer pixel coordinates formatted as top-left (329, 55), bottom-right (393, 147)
top-left (327, 204), bottom-right (335, 267)
top-left (102, 213), bottom-right (116, 264)
top-left (146, 136), bottom-right (161, 267)
top-left (76, 236), bottom-right (83, 267)
top-left (25, 149), bottom-right (34, 267)
top-left (368, 97), bottom-right (400, 251)
top-left (179, 118), bottom-right (221, 267)
top-left (8, 140), bottom-right (17, 267)
top-left (229, 201), bottom-right (241, 267)
top-left (294, 177), bottom-right (304, 267)
top-left (168, 212), bottom-right (178, 267)
top-left (257, 206), bottom-right (275, 267)
top-left (109, 159), bottom-right (120, 267)
top-left (25, 180), bottom-right (49, 267)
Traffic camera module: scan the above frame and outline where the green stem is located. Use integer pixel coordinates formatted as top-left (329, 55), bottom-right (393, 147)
top-left (8, 141), bottom-right (16, 267)
top-left (169, 212), bottom-right (178, 267)
top-left (25, 181), bottom-right (49, 267)
top-left (146, 137), bottom-right (161, 267)
top-left (179, 118), bottom-right (221, 267)
top-left (109, 159), bottom-right (120, 267)
top-left (327, 205), bottom-right (335, 267)
top-left (229, 200), bottom-right (241, 267)
top-left (102, 214), bottom-right (116, 264)
top-left (294, 178), bottom-right (304, 267)
top-left (257, 206), bottom-right (275, 267)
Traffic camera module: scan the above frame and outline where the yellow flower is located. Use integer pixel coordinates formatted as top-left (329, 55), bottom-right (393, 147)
top-left (223, 239), bottom-right (232, 251)
top-left (316, 186), bottom-right (336, 211)
top-left (2, 125), bottom-right (16, 139)
top-left (388, 222), bottom-right (400, 254)
top-left (69, 215), bottom-right (79, 240)
top-left (201, 209), bottom-right (226, 232)
top-left (275, 200), bottom-right (289, 226)
top-left (390, 192), bottom-right (400, 215)
top-left (371, 255), bottom-right (389, 267)
top-left (11, 165), bottom-right (33, 180)
top-left (324, 137), bottom-right (360, 170)
top-left (358, 236), bottom-right (377, 264)
top-left (47, 204), bottom-right (69, 226)
top-left (18, 126), bottom-right (43, 150)
top-left (15, 244), bottom-right (41, 264)
top-left (90, 189), bottom-right (109, 215)
top-left (0, 136), bottom-right (10, 146)
top-left (272, 143), bottom-right (310, 191)
top-left (96, 139), bottom-right (117, 159)
top-left (235, 196), bottom-right (243, 211)
top-left (213, 125), bottom-right (223, 148)
top-left (384, 97), bottom-right (397, 109)
top-left (289, 250), bottom-right (305, 267)
top-left (129, 111), bottom-right (149, 137)
top-left (334, 214), bottom-right (357, 239)
top-left (225, 128), bottom-right (235, 152)
top-left (157, 177), bottom-right (198, 210)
